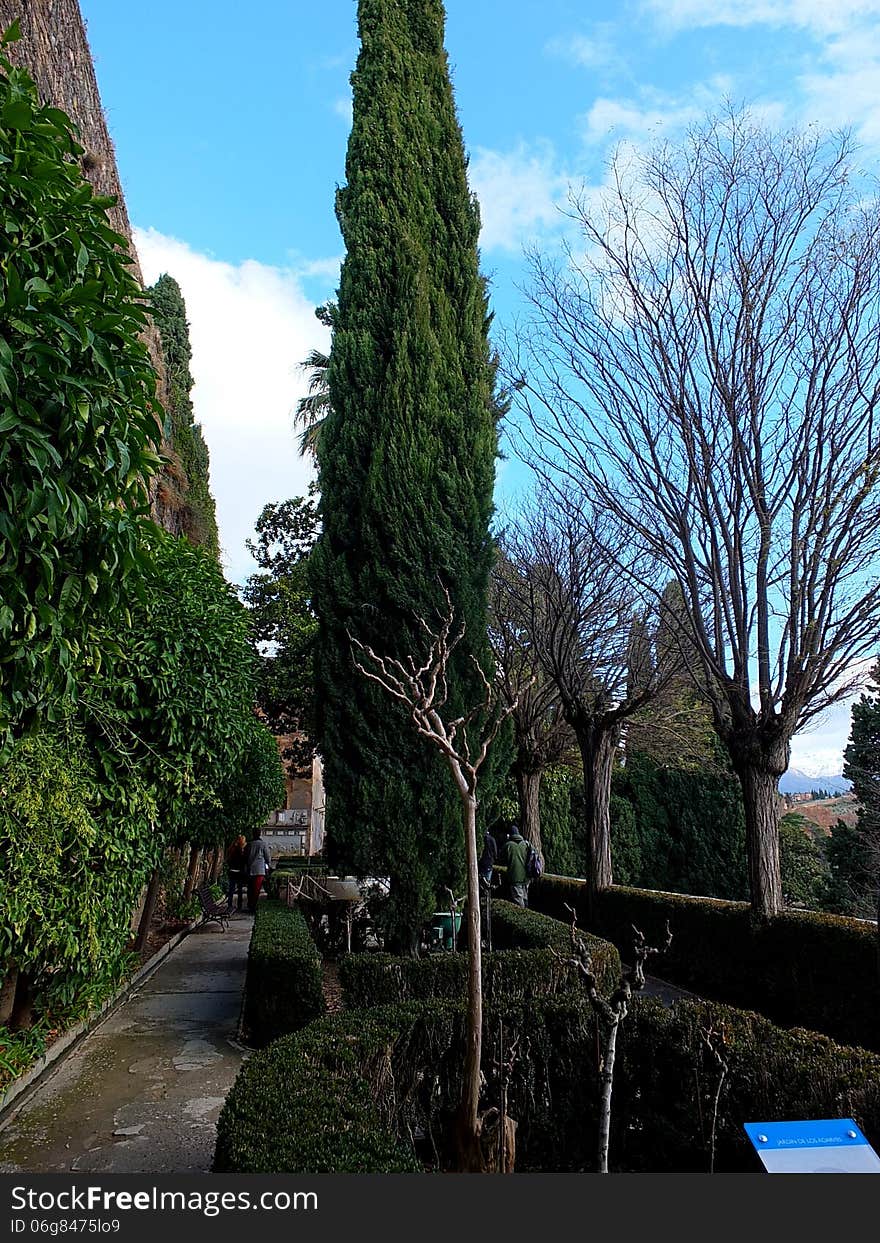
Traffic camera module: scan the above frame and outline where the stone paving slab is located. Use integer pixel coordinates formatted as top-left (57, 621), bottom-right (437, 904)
top-left (0, 916), bottom-right (254, 1175)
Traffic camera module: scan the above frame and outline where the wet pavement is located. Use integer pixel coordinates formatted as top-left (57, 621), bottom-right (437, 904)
top-left (0, 915), bottom-right (253, 1174)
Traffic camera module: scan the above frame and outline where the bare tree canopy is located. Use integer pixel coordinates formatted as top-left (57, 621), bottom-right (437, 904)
top-left (498, 498), bottom-right (667, 901)
top-left (511, 109), bottom-right (880, 915)
top-left (489, 548), bottom-right (576, 853)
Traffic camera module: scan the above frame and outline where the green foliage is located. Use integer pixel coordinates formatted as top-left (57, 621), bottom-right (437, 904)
top-left (148, 274), bottom-right (219, 556)
top-left (0, 43), bottom-right (162, 749)
top-left (778, 814), bottom-right (829, 909)
top-left (337, 900), bottom-right (620, 1009)
top-left (310, 0), bottom-right (501, 946)
top-left (609, 791), bottom-right (640, 884)
top-left (615, 997), bottom-right (880, 1172)
top-left (539, 766), bottom-right (582, 876)
top-left (242, 490), bottom-right (319, 773)
top-left (85, 531), bottom-right (259, 849)
top-left (0, 1018), bottom-right (52, 1094)
top-left (242, 900), bottom-right (325, 1045)
top-left (215, 1004), bottom-right (432, 1173)
top-left (825, 818), bottom-right (876, 917)
top-left (831, 663), bottom-right (880, 917)
top-left (0, 722), bottom-right (157, 993)
top-left (206, 716), bottom-right (285, 842)
top-left (612, 751), bottom-right (748, 899)
top-left (214, 994), bottom-right (880, 1173)
top-left (529, 876), bottom-right (880, 1050)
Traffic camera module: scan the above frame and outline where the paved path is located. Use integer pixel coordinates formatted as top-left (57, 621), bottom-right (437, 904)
top-left (641, 973), bottom-right (699, 1006)
top-left (0, 916), bottom-right (253, 1174)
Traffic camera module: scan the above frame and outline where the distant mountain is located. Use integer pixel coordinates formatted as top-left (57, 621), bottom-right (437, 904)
top-left (778, 770), bottom-right (852, 795)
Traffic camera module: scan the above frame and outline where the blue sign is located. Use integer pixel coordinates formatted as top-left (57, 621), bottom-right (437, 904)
top-left (744, 1119), bottom-right (880, 1173)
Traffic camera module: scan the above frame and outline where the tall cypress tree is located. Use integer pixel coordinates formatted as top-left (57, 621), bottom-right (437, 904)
top-left (827, 662), bottom-right (880, 917)
top-left (149, 274), bottom-right (220, 558)
top-left (310, 0), bottom-right (499, 948)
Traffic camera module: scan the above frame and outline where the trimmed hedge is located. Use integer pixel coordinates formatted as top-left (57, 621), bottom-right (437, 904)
top-left (242, 900), bottom-right (324, 1045)
top-left (337, 900), bottom-right (620, 1009)
top-left (214, 993), bottom-right (880, 1173)
top-left (214, 1005), bottom-right (425, 1173)
top-left (529, 876), bottom-right (880, 1051)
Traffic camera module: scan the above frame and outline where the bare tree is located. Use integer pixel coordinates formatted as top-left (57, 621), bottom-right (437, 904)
top-left (501, 499), bottom-right (666, 910)
top-left (554, 902), bottom-right (671, 1172)
top-left (698, 1022), bottom-right (729, 1174)
top-left (489, 551), bottom-right (576, 855)
top-left (350, 596), bottom-right (524, 1171)
top-left (512, 110), bottom-right (880, 917)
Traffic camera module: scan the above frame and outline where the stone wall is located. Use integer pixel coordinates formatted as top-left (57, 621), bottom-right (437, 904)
top-left (0, 0), bottom-right (191, 535)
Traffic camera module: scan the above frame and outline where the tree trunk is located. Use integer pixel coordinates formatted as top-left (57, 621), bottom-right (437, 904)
top-left (513, 764), bottom-right (543, 855)
top-left (10, 972), bottom-right (34, 1032)
top-left (209, 846), bottom-right (223, 884)
top-left (736, 761), bottom-right (783, 918)
top-left (597, 1014), bottom-right (621, 1173)
top-left (456, 790), bottom-right (483, 1170)
top-left (133, 867), bottom-right (163, 953)
top-left (0, 965), bottom-right (19, 1026)
top-left (575, 723), bottom-right (615, 913)
top-left (183, 845), bottom-right (201, 900)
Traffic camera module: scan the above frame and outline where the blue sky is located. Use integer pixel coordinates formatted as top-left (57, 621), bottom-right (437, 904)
top-left (78, 0), bottom-right (880, 771)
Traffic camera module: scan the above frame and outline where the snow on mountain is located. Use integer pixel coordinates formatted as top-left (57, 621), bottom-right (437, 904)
top-left (778, 769), bottom-right (852, 795)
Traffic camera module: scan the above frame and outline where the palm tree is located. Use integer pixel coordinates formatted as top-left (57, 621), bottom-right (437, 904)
top-left (292, 304), bottom-right (335, 458)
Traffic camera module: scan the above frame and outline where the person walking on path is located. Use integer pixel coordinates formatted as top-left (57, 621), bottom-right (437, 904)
top-left (225, 834), bottom-right (247, 913)
top-left (478, 829), bottom-right (498, 888)
top-left (501, 823), bottom-right (530, 908)
top-left (245, 829), bottom-right (272, 913)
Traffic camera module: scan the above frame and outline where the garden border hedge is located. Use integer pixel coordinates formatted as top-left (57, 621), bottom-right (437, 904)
top-left (242, 900), bottom-right (324, 1045)
top-left (529, 876), bottom-right (880, 1050)
top-left (337, 900), bottom-right (620, 1009)
top-left (215, 992), bottom-right (880, 1173)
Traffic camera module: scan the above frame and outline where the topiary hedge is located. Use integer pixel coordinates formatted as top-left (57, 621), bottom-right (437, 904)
top-left (241, 900), bottom-right (324, 1045)
top-left (337, 900), bottom-right (620, 1009)
top-left (215, 993), bottom-right (880, 1173)
top-left (529, 876), bottom-right (880, 1051)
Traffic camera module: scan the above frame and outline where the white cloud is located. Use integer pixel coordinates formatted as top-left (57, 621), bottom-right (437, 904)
top-left (544, 29), bottom-right (622, 71)
top-left (583, 77), bottom-right (736, 146)
top-left (642, 0), bottom-right (880, 34)
top-left (333, 96), bottom-right (353, 124)
top-left (641, 0), bottom-right (880, 146)
top-left (468, 142), bottom-right (568, 252)
top-left (797, 29), bottom-right (880, 143)
top-left (134, 227), bottom-right (331, 587)
top-left (790, 699), bottom-right (856, 775)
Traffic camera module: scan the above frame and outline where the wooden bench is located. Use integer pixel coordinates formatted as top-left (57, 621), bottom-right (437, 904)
top-left (196, 883), bottom-right (230, 931)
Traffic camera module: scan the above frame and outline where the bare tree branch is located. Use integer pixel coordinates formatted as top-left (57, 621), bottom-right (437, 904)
top-left (508, 109), bottom-right (880, 915)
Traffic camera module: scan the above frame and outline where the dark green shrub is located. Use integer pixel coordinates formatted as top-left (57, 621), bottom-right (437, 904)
top-left (215, 993), bottom-right (880, 1173)
top-left (616, 998), bottom-right (880, 1171)
top-left (337, 900), bottom-right (620, 1009)
top-left (0, 33), bottom-right (162, 749)
top-left (529, 876), bottom-right (880, 1050)
top-left (242, 900), bottom-right (324, 1045)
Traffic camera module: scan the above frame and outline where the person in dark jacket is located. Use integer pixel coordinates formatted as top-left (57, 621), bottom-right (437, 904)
top-left (501, 824), bottom-right (530, 907)
top-left (225, 834), bottom-right (247, 913)
top-left (478, 829), bottom-right (498, 887)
